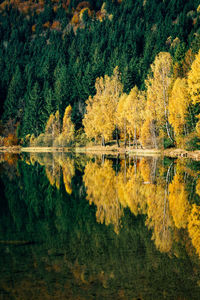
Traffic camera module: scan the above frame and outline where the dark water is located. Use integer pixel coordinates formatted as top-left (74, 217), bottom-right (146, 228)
top-left (1, 152), bottom-right (200, 300)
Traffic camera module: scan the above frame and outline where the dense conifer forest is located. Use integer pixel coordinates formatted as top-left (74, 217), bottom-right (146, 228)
top-left (0, 0), bottom-right (200, 149)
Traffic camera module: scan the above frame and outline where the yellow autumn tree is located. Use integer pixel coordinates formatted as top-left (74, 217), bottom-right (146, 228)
top-left (45, 110), bottom-right (60, 146)
top-left (169, 78), bottom-right (190, 146)
top-left (143, 52), bottom-right (174, 147)
top-left (125, 86), bottom-right (146, 147)
top-left (83, 67), bottom-right (123, 146)
top-left (62, 105), bottom-right (75, 141)
top-left (188, 49), bottom-right (200, 105)
top-left (115, 93), bottom-right (128, 147)
top-left (55, 105), bottom-right (75, 146)
top-left (82, 95), bottom-right (100, 143)
top-left (140, 118), bottom-right (153, 148)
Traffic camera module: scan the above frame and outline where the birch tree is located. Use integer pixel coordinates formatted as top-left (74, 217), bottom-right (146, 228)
top-left (145, 52), bottom-right (174, 145)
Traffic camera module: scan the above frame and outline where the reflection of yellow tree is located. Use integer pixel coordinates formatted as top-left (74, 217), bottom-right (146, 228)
top-left (117, 164), bottom-right (147, 216)
top-left (83, 157), bottom-right (175, 253)
top-left (140, 158), bottom-right (151, 183)
top-left (57, 155), bottom-right (75, 195)
top-left (83, 160), bottom-right (123, 234)
top-left (188, 204), bottom-right (200, 257)
top-left (146, 182), bottom-right (173, 253)
top-left (45, 161), bottom-right (60, 190)
top-left (28, 152), bottom-right (61, 189)
top-left (27, 153), bottom-right (76, 193)
top-left (169, 173), bottom-right (191, 229)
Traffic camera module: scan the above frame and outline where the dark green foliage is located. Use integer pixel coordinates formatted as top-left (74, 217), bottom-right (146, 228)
top-left (164, 137), bottom-right (175, 149)
top-left (3, 65), bottom-right (24, 123)
top-left (186, 136), bottom-right (200, 151)
top-left (22, 82), bottom-right (45, 136)
top-left (186, 103), bottom-right (200, 134)
top-left (0, 0), bottom-right (199, 136)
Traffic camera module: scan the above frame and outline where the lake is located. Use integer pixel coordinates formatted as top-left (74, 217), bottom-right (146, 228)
top-left (0, 152), bottom-right (200, 299)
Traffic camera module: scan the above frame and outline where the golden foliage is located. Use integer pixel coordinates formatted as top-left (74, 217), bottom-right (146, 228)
top-left (196, 178), bottom-right (200, 197)
top-left (145, 182), bottom-right (173, 253)
top-left (59, 156), bottom-right (75, 194)
top-left (169, 173), bottom-right (191, 229)
top-left (140, 158), bottom-right (151, 183)
top-left (117, 163), bottom-right (147, 216)
top-left (45, 111), bottom-right (60, 136)
top-left (83, 160), bottom-right (123, 234)
top-left (140, 119), bottom-right (153, 148)
top-left (76, 1), bottom-right (90, 11)
top-left (4, 133), bottom-right (18, 146)
top-left (146, 52), bottom-right (172, 125)
top-left (46, 163), bottom-right (60, 189)
top-left (71, 13), bottom-right (79, 24)
top-left (51, 20), bottom-right (61, 30)
top-left (43, 21), bottom-right (50, 28)
top-left (83, 67), bottom-right (123, 143)
top-left (79, 7), bottom-right (91, 21)
top-left (125, 86), bottom-right (145, 139)
top-left (116, 86), bottom-right (145, 145)
top-left (143, 52), bottom-right (173, 147)
top-left (182, 49), bottom-right (195, 76)
top-left (61, 105), bottom-right (75, 145)
top-left (188, 204), bottom-right (200, 257)
top-left (188, 49), bottom-right (200, 104)
top-left (169, 78), bottom-right (190, 142)
top-left (115, 93), bottom-right (128, 141)
top-left (32, 24), bottom-right (36, 32)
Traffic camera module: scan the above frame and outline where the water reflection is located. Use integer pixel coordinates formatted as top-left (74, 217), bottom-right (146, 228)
top-left (1, 153), bottom-right (200, 299)
top-left (20, 153), bottom-right (200, 257)
top-left (83, 157), bottom-right (174, 254)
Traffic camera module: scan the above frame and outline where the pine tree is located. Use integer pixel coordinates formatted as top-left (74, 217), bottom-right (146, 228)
top-left (3, 65), bottom-right (24, 122)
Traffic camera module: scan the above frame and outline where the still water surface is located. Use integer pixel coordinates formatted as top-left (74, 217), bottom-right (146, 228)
top-left (1, 152), bottom-right (200, 299)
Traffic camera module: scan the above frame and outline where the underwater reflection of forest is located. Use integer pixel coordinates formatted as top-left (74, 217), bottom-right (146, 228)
top-left (1, 153), bottom-right (200, 299)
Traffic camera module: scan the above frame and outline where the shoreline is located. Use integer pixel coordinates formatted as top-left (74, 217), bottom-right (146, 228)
top-left (0, 146), bottom-right (200, 160)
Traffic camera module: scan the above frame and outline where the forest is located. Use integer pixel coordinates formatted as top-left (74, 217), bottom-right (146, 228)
top-left (0, 0), bottom-right (200, 149)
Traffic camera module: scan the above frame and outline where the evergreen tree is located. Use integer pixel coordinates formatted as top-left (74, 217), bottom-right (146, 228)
top-left (3, 65), bottom-right (24, 123)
